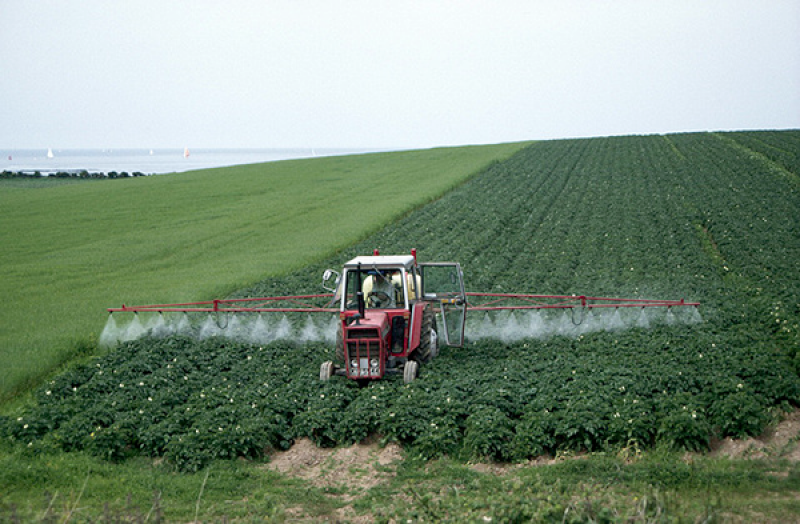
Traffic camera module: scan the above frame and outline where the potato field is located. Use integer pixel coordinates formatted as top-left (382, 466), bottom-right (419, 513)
top-left (3, 131), bottom-right (799, 472)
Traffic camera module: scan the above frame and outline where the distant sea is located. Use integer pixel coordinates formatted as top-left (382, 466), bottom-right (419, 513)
top-left (1, 148), bottom-right (381, 175)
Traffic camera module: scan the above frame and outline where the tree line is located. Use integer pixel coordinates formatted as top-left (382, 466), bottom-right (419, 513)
top-left (1, 170), bottom-right (147, 179)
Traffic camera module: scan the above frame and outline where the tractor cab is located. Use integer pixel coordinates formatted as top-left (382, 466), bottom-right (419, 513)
top-left (341, 255), bottom-right (414, 311)
top-left (320, 251), bottom-right (466, 382)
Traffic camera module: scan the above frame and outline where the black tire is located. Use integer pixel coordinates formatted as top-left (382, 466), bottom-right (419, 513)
top-left (415, 305), bottom-right (438, 364)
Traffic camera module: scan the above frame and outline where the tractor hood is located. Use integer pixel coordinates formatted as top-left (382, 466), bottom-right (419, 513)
top-left (346, 310), bottom-right (390, 335)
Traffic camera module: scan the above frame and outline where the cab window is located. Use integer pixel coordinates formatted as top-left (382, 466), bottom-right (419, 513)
top-left (344, 269), bottom-right (404, 309)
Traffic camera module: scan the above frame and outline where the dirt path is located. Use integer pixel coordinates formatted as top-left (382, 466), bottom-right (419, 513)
top-left (264, 437), bottom-right (403, 522)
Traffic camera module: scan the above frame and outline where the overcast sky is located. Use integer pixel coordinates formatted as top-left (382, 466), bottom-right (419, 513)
top-left (2, 1), bottom-right (798, 149)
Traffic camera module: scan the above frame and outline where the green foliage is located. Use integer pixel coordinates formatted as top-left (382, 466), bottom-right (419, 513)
top-left (462, 405), bottom-right (515, 461)
top-left (3, 131), bottom-right (799, 472)
top-left (5, 323), bottom-right (797, 470)
top-left (709, 391), bottom-right (771, 439)
top-left (513, 409), bottom-right (558, 458)
top-left (656, 394), bottom-right (711, 452)
top-left (292, 380), bottom-right (359, 447)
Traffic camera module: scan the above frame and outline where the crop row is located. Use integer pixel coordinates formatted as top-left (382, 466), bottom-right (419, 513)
top-left (4, 322), bottom-right (796, 471)
top-left (3, 131), bottom-right (798, 469)
top-left (723, 130), bottom-right (800, 180)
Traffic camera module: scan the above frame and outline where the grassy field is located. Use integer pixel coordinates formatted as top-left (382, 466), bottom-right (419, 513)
top-left (0, 142), bottom-right (525, 400)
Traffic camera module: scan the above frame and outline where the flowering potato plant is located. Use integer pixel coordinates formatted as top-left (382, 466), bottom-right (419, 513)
top-left (3, 324), bottom-right (796, 471)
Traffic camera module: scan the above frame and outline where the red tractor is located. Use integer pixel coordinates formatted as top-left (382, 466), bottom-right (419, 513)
top-left (319, 249), bottom-right (466, 383)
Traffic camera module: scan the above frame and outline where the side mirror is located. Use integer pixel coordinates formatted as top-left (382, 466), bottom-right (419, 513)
top-left (322, 269), bottom-right (340, 292)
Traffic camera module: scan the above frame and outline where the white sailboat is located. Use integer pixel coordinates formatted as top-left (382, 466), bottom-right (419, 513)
top-left (47, 148), bottom-right (54, 159)
top-left (183, 147), bottom-right (190, 158)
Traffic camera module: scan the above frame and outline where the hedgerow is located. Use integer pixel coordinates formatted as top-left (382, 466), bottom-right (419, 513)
top-left (2, 131), bottom-right (798, 470)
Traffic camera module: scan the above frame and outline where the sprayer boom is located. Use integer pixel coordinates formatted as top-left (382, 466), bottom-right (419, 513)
top-left (465, 293), bottom-right (699, 311)
top-left (107, 294), bottom-right (337, 314)
top-left (104, 250), bottom-right (701, 383)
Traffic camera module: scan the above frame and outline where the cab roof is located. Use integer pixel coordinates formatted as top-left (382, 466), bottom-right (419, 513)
top-left (344, 255), bottom-right (416, 270)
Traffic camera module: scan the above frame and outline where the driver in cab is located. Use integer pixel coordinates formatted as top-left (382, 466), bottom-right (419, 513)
top-left (363, 270), bottom-right (400, 308)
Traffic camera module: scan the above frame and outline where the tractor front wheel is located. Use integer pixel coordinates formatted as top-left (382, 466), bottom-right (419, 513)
top-left (403, 360), bottom-right (419, 384)
top-left (320, 361), bottom-right (336, 381)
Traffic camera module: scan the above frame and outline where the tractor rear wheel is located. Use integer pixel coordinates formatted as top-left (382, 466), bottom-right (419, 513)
top-left (415, 306), bottom-right (438, 364)
top-left (403, 360), bottom-right (418, 384)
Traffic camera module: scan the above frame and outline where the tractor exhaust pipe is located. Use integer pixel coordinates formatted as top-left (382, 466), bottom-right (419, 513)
top-left (357, 291), bottom-right (365, 320)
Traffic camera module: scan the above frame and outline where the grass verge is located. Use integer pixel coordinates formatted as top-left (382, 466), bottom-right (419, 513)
top-left (2, 441), bottom-right (799, 522)
top-left (0, 441), bottom-right (334, 521)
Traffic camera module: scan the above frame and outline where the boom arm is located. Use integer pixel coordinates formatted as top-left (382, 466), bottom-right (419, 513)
top-left (107, 294), bottom-right (338, 314)
top-left (466, 292), bottom-right (699, 311)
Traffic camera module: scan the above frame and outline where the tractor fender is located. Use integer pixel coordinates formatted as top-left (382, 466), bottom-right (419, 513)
top-left (406, 302), bottom-right (429, 352)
